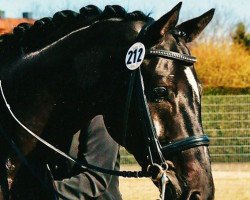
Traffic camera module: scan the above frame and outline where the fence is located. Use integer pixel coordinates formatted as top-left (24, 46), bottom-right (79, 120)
top-left (120, 94), bottom-right (250, 163)
top-left (203, 95), bottom-right (250, 162)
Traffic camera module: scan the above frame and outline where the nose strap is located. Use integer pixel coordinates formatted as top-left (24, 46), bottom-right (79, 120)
top-left (161, 135), bottom-right (210, 156)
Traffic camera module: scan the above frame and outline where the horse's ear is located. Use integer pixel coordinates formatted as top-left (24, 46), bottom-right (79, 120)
top-left (145, 2), bottom-right (182, 41)
top-left (176, 9), bottom-right (215, 43)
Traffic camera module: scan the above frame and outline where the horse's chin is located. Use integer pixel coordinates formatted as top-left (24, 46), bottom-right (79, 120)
top-left (159, 171), bottom-right (214, 200)
top-left (151, 171), bottom-right (182, 200)
top-left (161, 172), bottom-right (182, 200)
top-left (167, 173), bottom-right (182, 198)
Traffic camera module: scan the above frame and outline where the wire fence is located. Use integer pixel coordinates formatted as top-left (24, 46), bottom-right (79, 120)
top-left (203, 95), bottom-right (250, 162)
top-left (120, 94), bottom-right (250, 163)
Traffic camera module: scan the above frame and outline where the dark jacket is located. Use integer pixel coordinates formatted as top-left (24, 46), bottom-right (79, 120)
top-left (54, 115), bottom-right (122, 200)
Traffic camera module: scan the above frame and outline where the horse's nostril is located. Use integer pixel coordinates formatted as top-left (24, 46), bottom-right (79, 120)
top-left (189, 191), bottom-right (201, 200)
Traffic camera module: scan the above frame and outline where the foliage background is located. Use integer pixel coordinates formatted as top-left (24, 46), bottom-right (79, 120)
top-left (191, 22), bottom-right (250, 94)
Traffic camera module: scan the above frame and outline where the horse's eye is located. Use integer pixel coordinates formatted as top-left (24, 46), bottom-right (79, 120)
top-left (151, 87), bottom-right (168, 103)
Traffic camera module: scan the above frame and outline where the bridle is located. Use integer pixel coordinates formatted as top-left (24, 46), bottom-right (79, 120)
top-left (122, 22), bottom-right (210, 198)
top-left (0, 23), bottom-right (209, 200)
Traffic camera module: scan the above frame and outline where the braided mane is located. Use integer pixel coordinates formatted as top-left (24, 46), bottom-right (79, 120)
top-left (0, 5), bottom-right (153, 64)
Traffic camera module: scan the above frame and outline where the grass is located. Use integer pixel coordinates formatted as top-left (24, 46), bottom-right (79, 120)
top-left (119, 163), bottom-right (250, 200)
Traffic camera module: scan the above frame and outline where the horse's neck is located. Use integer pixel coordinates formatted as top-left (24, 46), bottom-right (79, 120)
top-left (0, 30), bottom-right (90, 138)
top-left (1, 19), bottom-right (142, 143)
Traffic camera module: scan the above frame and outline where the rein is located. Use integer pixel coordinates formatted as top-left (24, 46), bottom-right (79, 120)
top-left (0, 80), bottom-right (149, 178)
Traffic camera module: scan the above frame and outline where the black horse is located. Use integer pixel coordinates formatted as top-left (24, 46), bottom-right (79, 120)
top-left (0, 3), bottom-right (215, 200)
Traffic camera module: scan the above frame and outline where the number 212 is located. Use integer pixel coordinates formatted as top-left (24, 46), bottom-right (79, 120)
top-left (126, 48), bottom-right (143, 64)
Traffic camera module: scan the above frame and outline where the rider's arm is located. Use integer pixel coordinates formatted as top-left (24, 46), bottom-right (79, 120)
top-left (54, 115), bottom-right (121, 200)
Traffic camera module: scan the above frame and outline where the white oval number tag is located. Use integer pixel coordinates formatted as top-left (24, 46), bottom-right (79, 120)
top-left (125, 42), bottom-right (145, 70)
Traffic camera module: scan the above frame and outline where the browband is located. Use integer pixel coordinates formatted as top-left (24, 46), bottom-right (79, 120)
top-left (147, 49), bottom-right (197, 64)
top-left (137, 22), bottom-right (197, 65)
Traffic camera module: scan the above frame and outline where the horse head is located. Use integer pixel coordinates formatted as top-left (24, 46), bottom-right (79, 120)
top-left (102, 3), bottom-right (215, 200)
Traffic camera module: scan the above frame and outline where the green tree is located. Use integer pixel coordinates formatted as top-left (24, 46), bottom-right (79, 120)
top-left (232, 22), bottom-right (250, 49)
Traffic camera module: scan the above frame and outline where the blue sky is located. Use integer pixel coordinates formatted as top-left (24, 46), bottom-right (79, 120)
top-left (0, 0), bottom-right (249, 32)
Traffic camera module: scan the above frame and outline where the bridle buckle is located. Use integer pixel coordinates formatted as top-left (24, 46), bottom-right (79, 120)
top-left (147, 163), bottom-right (168, 182)
top-left (147, 163), bottom-right (169, 200)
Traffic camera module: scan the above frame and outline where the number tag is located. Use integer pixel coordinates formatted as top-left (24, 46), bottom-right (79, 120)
top-left (125, 42), bottom-right (146, 70)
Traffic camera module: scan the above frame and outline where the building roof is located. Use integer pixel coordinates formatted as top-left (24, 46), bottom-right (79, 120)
top-left (0, 18), bottom-right (35, 34)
